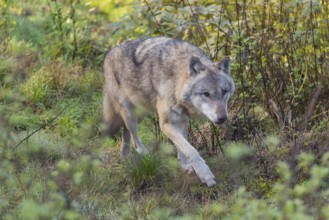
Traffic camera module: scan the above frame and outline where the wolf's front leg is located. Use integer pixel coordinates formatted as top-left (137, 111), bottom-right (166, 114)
top-left (163, 124), bottom-right (215, 186)
top-left (176, 122), bottom-right (194, 174)
top-left (177, 149), bottom-right (193, 174)
top-left (157, 112), bottom-right (216, 186)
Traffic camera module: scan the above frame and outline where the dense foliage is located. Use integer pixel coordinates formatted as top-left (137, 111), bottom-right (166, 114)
top-left (0, 0), bottom-right (328, 219)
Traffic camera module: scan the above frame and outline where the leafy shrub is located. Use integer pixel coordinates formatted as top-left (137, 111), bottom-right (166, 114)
top-left (21, 68), bottom-right (53, 105)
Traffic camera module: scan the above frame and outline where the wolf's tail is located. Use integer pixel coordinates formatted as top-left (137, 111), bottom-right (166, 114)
top-left (102, 93), bottom-right (124, 136)
top-left (103, 54), bottom-right (124, 136)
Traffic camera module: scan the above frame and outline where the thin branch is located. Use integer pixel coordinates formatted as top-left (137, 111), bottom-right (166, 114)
top-left (214, 0), bottom-right (226, 60)
top-left (302, 81), bottom-right (323, 131)
top-left (185, 0), bottom-right (211, 56)
top-left (144, 0), bottom-right (163, 33)
top-left (14, 103), bottom-right (70, 150)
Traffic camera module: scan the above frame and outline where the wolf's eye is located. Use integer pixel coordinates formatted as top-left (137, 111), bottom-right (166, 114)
top-left (203, 92), bottom-right (210, 97)
top-left (222, 89), bottom-right (228, 96)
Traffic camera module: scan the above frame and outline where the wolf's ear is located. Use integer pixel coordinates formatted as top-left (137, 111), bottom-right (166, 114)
top-left (217, 56), bottom-right (231, 75)
top-left (189, 56), bottom-right (205, 76)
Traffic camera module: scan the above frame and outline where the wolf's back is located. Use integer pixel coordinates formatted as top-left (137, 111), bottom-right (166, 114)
top-left (102, 37), bottom-right (211, 135)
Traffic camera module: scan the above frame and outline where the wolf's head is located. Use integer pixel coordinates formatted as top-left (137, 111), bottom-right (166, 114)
top-left (181, 56), bottom-right (235, 124)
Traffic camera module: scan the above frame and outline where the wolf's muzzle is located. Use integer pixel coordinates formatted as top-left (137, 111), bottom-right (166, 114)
top-left (215, 116), bottom-right (227, 125)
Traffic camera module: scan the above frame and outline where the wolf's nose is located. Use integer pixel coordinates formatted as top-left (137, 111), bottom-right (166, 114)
top-left (215, 116), bottom-right (227, 125)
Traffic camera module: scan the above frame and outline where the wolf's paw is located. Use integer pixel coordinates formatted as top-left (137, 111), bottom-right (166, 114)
top-left (180, 162), bottom-right (194, 175)
top-left (191, 159), bottom-right (216, 187)
top-left (201, 174), bottom-right (216, 187)
top-left (120, 144), bottom-right (131, 159)
top-left (136, 146), bottom-right (149, 155)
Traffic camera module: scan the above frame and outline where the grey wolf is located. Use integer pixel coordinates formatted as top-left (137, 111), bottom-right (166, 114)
top-left (103, 37), bottom-right (235, 187)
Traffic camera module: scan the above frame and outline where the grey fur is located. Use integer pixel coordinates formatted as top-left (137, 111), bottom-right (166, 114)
top-left (103, 37), bottom-right (235, 187)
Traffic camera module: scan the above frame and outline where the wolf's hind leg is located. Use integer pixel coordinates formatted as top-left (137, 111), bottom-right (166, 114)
top-left (119, 102), bottom-right (148, 155)
top-left (120, 125), bottom-right (131, 158)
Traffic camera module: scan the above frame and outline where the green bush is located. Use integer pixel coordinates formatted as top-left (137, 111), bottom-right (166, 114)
top-left (21, 69), bottom-right (53, 105)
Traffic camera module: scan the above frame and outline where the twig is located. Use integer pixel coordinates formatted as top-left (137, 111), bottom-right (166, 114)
top-left (70, 0), bottom-right (77, 60)
top-left (213, 0), bottom-right (226, 60)
top-left (185, 0), bottom-right (211, 56)
top-left (14, 103), bottom-right (70, 150)
top-left (290, 81), bottom-right (322, 186)
top-left (144, 0), bottom-right (163, 33)
top-left (302, 81), bottom-right (323, 131)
